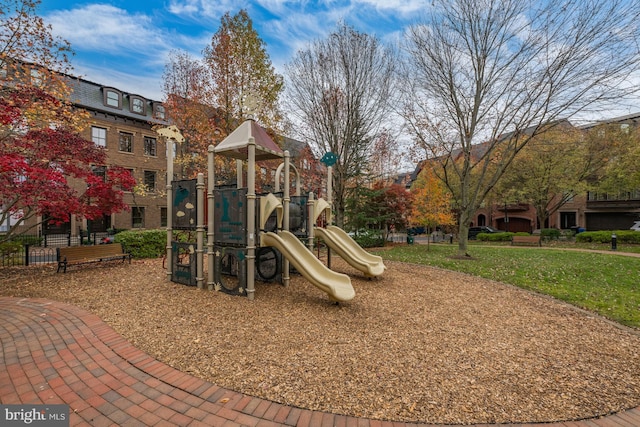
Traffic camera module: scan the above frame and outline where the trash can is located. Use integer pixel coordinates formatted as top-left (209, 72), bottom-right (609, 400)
top-left (407, 235), bottom-right (414, 244)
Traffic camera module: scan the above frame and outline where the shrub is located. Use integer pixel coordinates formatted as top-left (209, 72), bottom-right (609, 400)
top-left (352, 229), bottom-right (385, 248)
top-left (114, 230), bottom-right (167, 258)
top-left (540, 228), bottom-right (561, 240)
top-left (576, 230), bottom-right (640, 244)
top-left (21, 235), bottom-right (43, 246)
top-left (477, 232), bottom-right (514, 242)
top-left (0, 235), bottom-right (43, 246)
top-left (0, 240), bottom-right (23, 255)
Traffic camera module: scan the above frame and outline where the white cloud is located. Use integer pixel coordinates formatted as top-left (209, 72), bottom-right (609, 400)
top-left (47, 5), bottom-right (166, 55)
top-left (44, 3), bottom-right (211, 100)
top-left (353, 0), bottom-right (430, 15)
top-left (168, 0), bottom-right (250, 19)
top-left (40, 1), bottom-right (433, 101)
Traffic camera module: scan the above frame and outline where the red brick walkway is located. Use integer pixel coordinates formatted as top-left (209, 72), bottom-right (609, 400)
top-left (1, 297), bottom-right (639, 427)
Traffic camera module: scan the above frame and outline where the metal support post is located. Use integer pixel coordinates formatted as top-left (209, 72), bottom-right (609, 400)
top-left (196, 173), bottom-right (205, 289)
top-left (246, 138), bottom-right (256, 300)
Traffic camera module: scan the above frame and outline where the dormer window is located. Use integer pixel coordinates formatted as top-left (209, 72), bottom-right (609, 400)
top-left (103, 88), bottom-right (121, 108)
top-left (153, 103), bottom-right (166, 120)
top-left (30, 68), bottom-right (42, 86)
top-left (130, 96), bottom-right (145, 115)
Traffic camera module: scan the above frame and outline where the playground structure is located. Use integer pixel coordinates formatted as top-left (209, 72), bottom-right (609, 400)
top-left (163, 119), bottom-right (384, 302)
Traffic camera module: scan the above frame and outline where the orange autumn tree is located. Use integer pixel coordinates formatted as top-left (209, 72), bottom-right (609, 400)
top-left (162, 11), bottom-right (284, 186)
top-left (162, 50), bottom-right (224, 180)
top-left (203, 9), bottom-right (284, 134)
top-left (410, 165), bottom-right (456, 242)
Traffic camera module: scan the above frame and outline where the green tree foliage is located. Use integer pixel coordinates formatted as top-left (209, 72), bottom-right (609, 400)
top-left (587, 124), bottom-right (640, 197)
top-left (496, 123), bottom-right (614, 228)
top-left (345, 181), bottom-right (412, 242)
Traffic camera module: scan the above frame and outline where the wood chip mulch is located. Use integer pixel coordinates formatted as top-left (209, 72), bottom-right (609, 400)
top-left (1, 256), bottom-right (639, 425)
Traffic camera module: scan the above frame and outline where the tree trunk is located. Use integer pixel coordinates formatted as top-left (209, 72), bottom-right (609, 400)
top-left (457, 223), bottom-right (471, 257)
top-left (457, 207), bottom-right (472, 256)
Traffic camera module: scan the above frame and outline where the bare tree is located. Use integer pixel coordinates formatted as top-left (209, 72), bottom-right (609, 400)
top-left (401, 0), bottom-right (640, 256)
top-left (285, 23), bottom-right (397, 227)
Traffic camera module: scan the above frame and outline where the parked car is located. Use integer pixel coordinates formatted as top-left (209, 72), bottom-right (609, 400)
top-left (407, 226), bottom-right (425, 236)
top-left (468, 226), bottom-right (499, 240)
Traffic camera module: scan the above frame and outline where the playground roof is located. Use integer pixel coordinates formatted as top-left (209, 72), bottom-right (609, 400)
top-left (214, 119), bottom-right (284, 160)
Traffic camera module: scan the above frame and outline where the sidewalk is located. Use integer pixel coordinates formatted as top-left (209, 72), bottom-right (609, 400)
top-left (1, 297), bottom-right (639, 426)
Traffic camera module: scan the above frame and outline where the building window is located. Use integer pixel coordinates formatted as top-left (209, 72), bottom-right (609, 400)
top-left (104, 88), bottom-right (121, 108)
top-left (563, 191), bottom-right (574, 203)
top-left (119, 132), bottom-right (133, 153)
top-left (91, 165), bottom-right (107, 181)
top-left (131, 97), bottom-right (145, 114)
top-left (144, 136), bottom-right (157, 156)
top-left (91, 126), bottom-right (107, 147)
top-left (560, 212), bottom-right (577, 229)
top-left (154, 103), bottom-right (166, 120)
top-left (161, 207), bottom-right (167, 227)
top-left (0, 60), bottom-right (7, 78)
top-left (30, 68), bottom-right (42, 86)
top-left (144, 170), bottom-right (156, 192)
top-left (132, 207), bottom-right (145, 228)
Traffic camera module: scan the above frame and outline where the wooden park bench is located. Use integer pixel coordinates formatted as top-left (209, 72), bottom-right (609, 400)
top-left (511, 235), bottom-right (542, 247)
top-left (57, 243), bottom-right (132, 273)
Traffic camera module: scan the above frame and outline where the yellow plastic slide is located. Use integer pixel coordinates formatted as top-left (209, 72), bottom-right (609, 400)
top-left (314, 225), bottom-right (386, 278)
top-left (260, 230), bottom-right (355, 302)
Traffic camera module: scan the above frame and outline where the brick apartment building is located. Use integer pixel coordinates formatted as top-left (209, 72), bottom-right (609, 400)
top-left (3, 70), bottom-right (321, 239)
top-left (407, 113), bottom-right (640, 233)
top-left (19, 76), bottom-right (173, 238)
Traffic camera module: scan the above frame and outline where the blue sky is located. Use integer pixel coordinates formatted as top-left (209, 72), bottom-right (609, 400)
top-left (40, 0), bottom-right (429, 101)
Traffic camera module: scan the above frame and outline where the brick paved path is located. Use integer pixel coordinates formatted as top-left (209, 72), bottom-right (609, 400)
top-left (1, 297), bottom-right (639, 427)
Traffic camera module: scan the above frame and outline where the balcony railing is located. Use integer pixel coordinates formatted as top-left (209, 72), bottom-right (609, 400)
top-left (587, 190), bottom-right (640, 209)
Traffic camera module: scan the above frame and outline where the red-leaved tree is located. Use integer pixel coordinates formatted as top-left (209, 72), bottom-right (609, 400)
top-left (1, 0), bottom-right (135, 242)
top-left (0, 87), bottom-right (135, 241)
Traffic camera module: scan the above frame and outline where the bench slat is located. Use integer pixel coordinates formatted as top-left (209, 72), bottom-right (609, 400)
top-left (511, 236), bottom-right (541, 246)
top-left (57, 243), bottom-right (131, 272)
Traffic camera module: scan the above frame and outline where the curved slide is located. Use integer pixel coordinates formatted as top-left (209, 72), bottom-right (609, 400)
top-left (260, 230), bottom-right (355, 302)
top-left (314, 226), bottom-right (386, 278)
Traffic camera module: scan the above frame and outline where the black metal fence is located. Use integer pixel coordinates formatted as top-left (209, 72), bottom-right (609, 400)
top-left (0, 231), bottom-right (112, 268)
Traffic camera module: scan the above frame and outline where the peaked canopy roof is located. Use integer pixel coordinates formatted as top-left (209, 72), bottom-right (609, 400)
top-left (214, 119), bottom-right (284, 161)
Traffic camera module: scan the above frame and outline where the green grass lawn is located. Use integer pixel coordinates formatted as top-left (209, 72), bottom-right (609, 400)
top-left (379, 243), bottom-right (640, 329)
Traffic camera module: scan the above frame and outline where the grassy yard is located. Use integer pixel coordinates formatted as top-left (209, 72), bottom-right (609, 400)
top-left (379, 243), bottom-right (640, 329)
